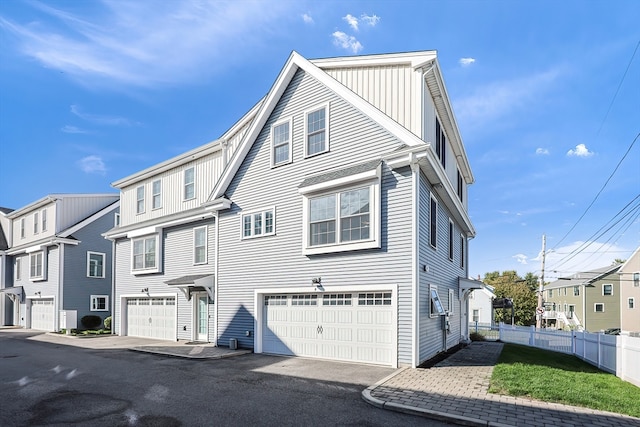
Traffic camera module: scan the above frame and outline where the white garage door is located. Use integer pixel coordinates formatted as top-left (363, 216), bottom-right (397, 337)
top-left (126, 297), bottom-right (176, 340)
top-left (263, 292), bottom-right (394, 365)
top-left (31, 299), bottom-right (55, 331)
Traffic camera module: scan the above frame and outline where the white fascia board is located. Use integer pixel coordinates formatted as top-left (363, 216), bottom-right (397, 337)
top-left (59, 201), bottom-right (119, 238)
top-left (298, 167), bottom-right (380, 195)
top-left (203, 197), bottom-right (232, 212)
top-left (8, 238), bottom-right (80, 255)
top-left (311, 51), bottom-right (437, 69)
top-left (383, 145), bottom-right (431, 169)
top-left (125, 212), bottom-right (213, 238)
top-left (7, 196), bottom-right (57, 218)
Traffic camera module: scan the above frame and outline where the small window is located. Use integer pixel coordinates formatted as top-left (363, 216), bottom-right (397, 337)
top-left (132, 235), bottom-right (158, 271)
top-left (87, 252), bottom-right (105, 278)
top-left (34, 212), bottom-right (39, 234)
top-left (20, 218), bottom-right (25, 239)
top-left (193, 226), bottom-right (207, 264)
top-left (271, 118), bottom-right (292, 166)
top-left (460, 234), bottom-right (465, 269)
top-left (41, 209), bottom-right (47, 231)
top-left (241, 208), bottom-right (275, 239)
top-left (448, 288), bottom-right (455, 314)
top-left (152, 180), bottom-right (162, 210)
top-left (430, 195), bottom-right (437, 248)
top-left (15, 258), bottom-right (21, 281)
top-left (602, 284), bottom-right (613, 296)
top-left (91, 295), bottom-right (108, 312)
top-left (291, 294), bottom-right (317, 306)
top-left (114, 212), bottom-right (121, 227)
top-left (184, 167), bottom-right (195, 200)
top-left (456, 168), bottom-right (463, 203)
top-left (265, 295), bottom-right (287, 306)
top-left (633, 272), bottom-right (639, 287)
top-left (430, 286), bottom-right (445, 316)
top-left (548, 289), bottom-right (553, 298)
top-left (573, 286), bottom-right (580, 296)
top-left (628, 298), bottom-right (635, 309)
top-left (448, 219), bottom-right (454, 261)
top-left (594, 303), bottom-right (604, 313)
top-left (358, 292), bottom-right (391, 306)
top-left (305, 104), bottom-right (329, 157)
top-left (435, 119), bottom-right (446, 168)
top-left (322, 294), bottom-right (352, 306)
top-left (136, 185), bottom-right (145, 214)
top-left (29, 251), bottom-right (45, 280)
top-left (472, 309), bottom-right (479, 323)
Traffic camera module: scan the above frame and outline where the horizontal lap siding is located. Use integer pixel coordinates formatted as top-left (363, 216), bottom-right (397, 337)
top-left (217, 69), bottom-right (414, 363)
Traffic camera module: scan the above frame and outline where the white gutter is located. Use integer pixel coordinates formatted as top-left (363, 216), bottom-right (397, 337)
top-left (411, 156), bottom-right (420, 368)
top-left (56, 243), bottom-right (64, 332)
top-left (214, 210), bottom-right (220, 346)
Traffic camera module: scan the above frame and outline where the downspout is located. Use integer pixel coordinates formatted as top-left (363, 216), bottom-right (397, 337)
top-left (111, 239), bottom-right (116, 334)
top-left (214, 210), bottom-right (219, 347)
top-left (56, 243), bottom-right (64, 332)
top-left (411, 155), bottom-right (420, 368)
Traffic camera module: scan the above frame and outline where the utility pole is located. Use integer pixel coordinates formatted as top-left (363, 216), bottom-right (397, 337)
top-left (536, 234), bottom-right (546, 329)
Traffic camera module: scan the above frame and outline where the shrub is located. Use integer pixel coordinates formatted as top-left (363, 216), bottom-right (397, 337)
top-left (81, 315), bottom-right (102, 330)
top-left (103, 316), bottom-right (112, 330)
top-left (469, 332), bottom-right (486, 341)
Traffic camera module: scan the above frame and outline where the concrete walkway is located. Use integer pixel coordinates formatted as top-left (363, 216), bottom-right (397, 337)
top-left (363, 341), bottom-right (640, 427)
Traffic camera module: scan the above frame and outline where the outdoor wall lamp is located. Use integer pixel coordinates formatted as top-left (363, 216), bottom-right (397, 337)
top-left (311, 277), bottom-right (321, 285)
top-left (141, 288), bottom-right (149, 294)
top-left (35, 291), bottom-right (41, 297)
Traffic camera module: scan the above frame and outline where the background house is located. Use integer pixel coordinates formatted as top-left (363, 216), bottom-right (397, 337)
top-left (619, 247), bottom-right (640, 336)
top-left (468, 282), bottom-right (495, 327)
top-left (544, 264), bottom-right (622, 332)
top-left (0, 207), bottom-right (13, 326)
top-left (3, 194), bottom-right (119, 331)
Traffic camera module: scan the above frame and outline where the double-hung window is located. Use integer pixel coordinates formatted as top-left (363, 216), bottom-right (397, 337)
top-left (34, 212), bottom-right (39, 234)
top-left (456, 168), bottom-right (463, 203)
top-left (91, 295), bottom-right (108, 311)
top-left (184, 167), bottom-right (195, 200)
top-left (132, 235), bottom-right (159, 272)
top-left (271, 118), bottom-right (292, 166)
top-left (448, 219), bottom-right (454, 261)
top-left (603, 284), bottom-right (613, 296)
top-left (634, 272), bottom-right (639, 287)
top-left (435, 118), bottom-right (446, 168)
top-left (242, 208), bottom-right (275, 239)
top-left (20, 218), bottom-right (25, 239)
top-left (193, 226), bottom-right (207, 264)
top-left (460, 234), bottom-right (466, 269)
top-left (629, 298), bottom-right (635, 309)
top-left (29, 251), bottom-right (45, 280)
top-left (305, 103), bottom-right (329, 157)
top-left (87, 252), bottom-right (105, 278)
top-left (152, 179), bottom-right (162, 209)
top-left (430, 195), bottom-right (438, 248)
top-left (15, 258), bottom-right (21, 281)
top-left (136, 186), bottom-right (145, 214)
top-left (300, 161), bottom-right (380, 255)
top-left (573, 286), bottom-right (580, 296)
top-left (41, 209), bottom-right (47, 231)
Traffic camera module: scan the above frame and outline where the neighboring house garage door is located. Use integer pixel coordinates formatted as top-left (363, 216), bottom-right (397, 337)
top-left (126, 297), bottom-right (176, 340)
top-left (31, 299), bottom-right (55, 331)
top-left (262, 292), bottom-right (394, 366)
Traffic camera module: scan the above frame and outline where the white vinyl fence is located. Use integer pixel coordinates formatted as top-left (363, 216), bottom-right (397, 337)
top-left (497, 323), bottom-right (640, 388)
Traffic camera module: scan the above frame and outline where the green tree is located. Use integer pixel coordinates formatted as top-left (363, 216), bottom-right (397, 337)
top-left (483, 271), bottom-right (538, 326)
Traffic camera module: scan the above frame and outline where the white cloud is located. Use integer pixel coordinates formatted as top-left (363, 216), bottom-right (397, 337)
top-left (302, 13), bottom-right (313, 24)
top-left (513, 254), bottom-right (528, 264)
top-left (0, 1), bottom-right (290, 87)
top-left (536, 148), bottom-right (549, 155)
top-left (566, 143), bottom-right (594, 157)
top-left (70, 105), bottom-right (135, 126)
top-left (78, 155), bottom-right (106, 174)
top-left (61, 125), bottom-right (90, 134)
top-left (459, 57), bottom-right (475, 67)
top-left (332, 31), bottom-right (362, 54)
top-left (343, 14), bottom-right (359, 31)
top-left (360, 14), bottom-right (380, 27)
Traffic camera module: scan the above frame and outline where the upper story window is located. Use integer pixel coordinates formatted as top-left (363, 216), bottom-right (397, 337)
top-left (548, 289), bottom-right (554, 298)
top-left (602, 284), bottom-right (613, 296)
top-left (20, 218), bottom-right (25, 239)
top-left (34, 212), bottom-right (39, 234)
top-left (456, 168), bottom-right (463, 203)
top-left (430, 195), bottom-right (438, 249)
top-left (184, 167), bottom-right (195, 200)
top-left (448, 219), bottom-right (454, 261)
top-left (634, 272), bottom-right (639, 287)
top-left (305, 103), bottom-right (329, 157)
top-left (242, 208), bottom-right (275, 239)
top-left (300, 160), bottom-right (380, 255)
top-left (132, 235), bottom-right (160, 273)
top-left (29, 251), bottom-right (45, 281)
top-left (136, 185), bottom-right (145, 214)
top-left (193, 226), bottom-right (207, 264)
top-left (114, 212), bottom-right (121, 227)
top-left (87, 251), bottom-right (105, 278)
top-left (460, 234), bottom-right (465, 269)
top-left (152, 180), bottom-right (162, 210)
top-left (594, 303), bottom-right (604, 312)
top-left (573, 286), bottom-right (580, 296)
top-left (629, 298), bottom-right (635, 309)
top-left (271, 118), bottom-right (292, 167)
top-left (435, 119), bottom-right (446, 169)
top-left (41, 209), bottom-right (47, 231)
top-left (15, 258), bottom-right (21, 281)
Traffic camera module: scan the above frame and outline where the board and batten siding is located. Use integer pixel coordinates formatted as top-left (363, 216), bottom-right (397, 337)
top-left (216, 68), bottom-right (414, 364)
top-left (418, 172), bottom-right (466, 364)
top-left (55, 196), bottom-right (119, 232)
top-left (113, 218), bottom-right (216, 340)
top-left (323, 64), bottom-right (417, 136)
top-left (17, 246), bottom-right (60, 328)
top-left (62, 206), bottom-right (118, 323)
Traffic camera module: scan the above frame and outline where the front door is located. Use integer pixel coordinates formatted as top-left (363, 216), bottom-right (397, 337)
top-left (196, 294), bottom-right (208, 342)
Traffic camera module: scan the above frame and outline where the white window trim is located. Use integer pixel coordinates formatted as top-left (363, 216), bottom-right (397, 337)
top-left (184, 167), bottom-right (196, 201)
top-left (15, 258), bottom-right (21, 281)
top-left (20, 218), bottom-right (25, 239)
top-left (271, 117), bottom-right (293, 167)
top-left (114, 212), bottom-right (121, 227)
top-left (136, 185), bottom-right (145, 214)
top-left (460, 234), bottom-right (465, 269)
top-left (131, 234), bottom-right (162, 275)
top-left (87, 251), bottom-right (106, 278)
top-left (90, 295), bottom-right (109, 312)
top-left (240, 207), bottom-right (276, 240)
top-left (34, 212), bottom-right (39, 234)
top-left (448, 288), bottom-right (455, 314)
top-left (628, 297), bottom-right (635, 309)
top-left (634, 272), bottom-right (640, 287)
top-left (429, 284), bottom-right (445, 318)
top-left (430, 193), bottom-right (438, 249)
top-left (602, 283), bottom-right (613, 296)
top-left (301, 177), bottom-right (380, 256)
top-left (29, 250), bottom-right (46, 281)
top-left (594, 303), bottom-right (604, 313)
top-left (193, 225), bottom-right (208, 265)
top-left (303, 102), bottom-right (330, 158)
top-left (152, 179), bottom-right (162, 210)
top-left (41, 209), bottom-right (47, 232)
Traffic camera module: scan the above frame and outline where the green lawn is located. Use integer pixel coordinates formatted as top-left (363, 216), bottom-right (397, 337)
top-left (489, 343), bottom-right (640, 418)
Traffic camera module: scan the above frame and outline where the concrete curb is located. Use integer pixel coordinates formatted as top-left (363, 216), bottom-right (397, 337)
top-left (129, 347), bottom-right (252, 360)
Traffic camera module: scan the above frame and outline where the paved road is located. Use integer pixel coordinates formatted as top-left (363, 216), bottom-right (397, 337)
top-left (0, 331), bottom-right (447, 426)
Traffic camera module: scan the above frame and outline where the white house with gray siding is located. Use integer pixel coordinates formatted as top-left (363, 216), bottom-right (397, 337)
top-left (2, 195), bottom-right (119, 331)
top-left (202, 51), bottom-right (479, 368)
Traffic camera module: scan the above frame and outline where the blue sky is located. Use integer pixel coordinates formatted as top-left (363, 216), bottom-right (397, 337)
top-left (1, 0), bottom-right (638, 280)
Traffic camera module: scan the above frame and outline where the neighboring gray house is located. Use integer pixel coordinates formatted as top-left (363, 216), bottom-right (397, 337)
top-left (3, 194), bottom-right (119, 331)
top-left (204, 51), bottom-right (478, 368)
top-left (0, 207), bottom-right (14, 326)
top-left (619, 247), bottom-right (640, 336)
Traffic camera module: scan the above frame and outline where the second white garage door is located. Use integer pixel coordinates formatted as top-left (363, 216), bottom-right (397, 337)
top-left (126, 297), bottom-right (176, 340)
top-left (31, 299), bottom-right (55, 331)
top-left (262, 292), bottom-right (394, 365)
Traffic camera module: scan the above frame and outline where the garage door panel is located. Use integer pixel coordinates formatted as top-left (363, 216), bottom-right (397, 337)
top-left (126, 297), bottom-right (175, 340)
top-left (31, 299), bottom-right (55, 331)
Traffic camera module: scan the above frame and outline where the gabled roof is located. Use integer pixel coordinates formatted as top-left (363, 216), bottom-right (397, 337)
top-left (0, 207), bottom-right (14, 215)
top-left (0, 223), bottom-right (8, 251)
top-left (546, 264), bottom-right (623, 289)
top-left (207, 50), bottom-right (457, 204)
top-left (618, 246), bottom-right (640, 273)
top-left (58, 200), bottom-right (119, 238)
top-left (6, 194), bottom-right (117, 218)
